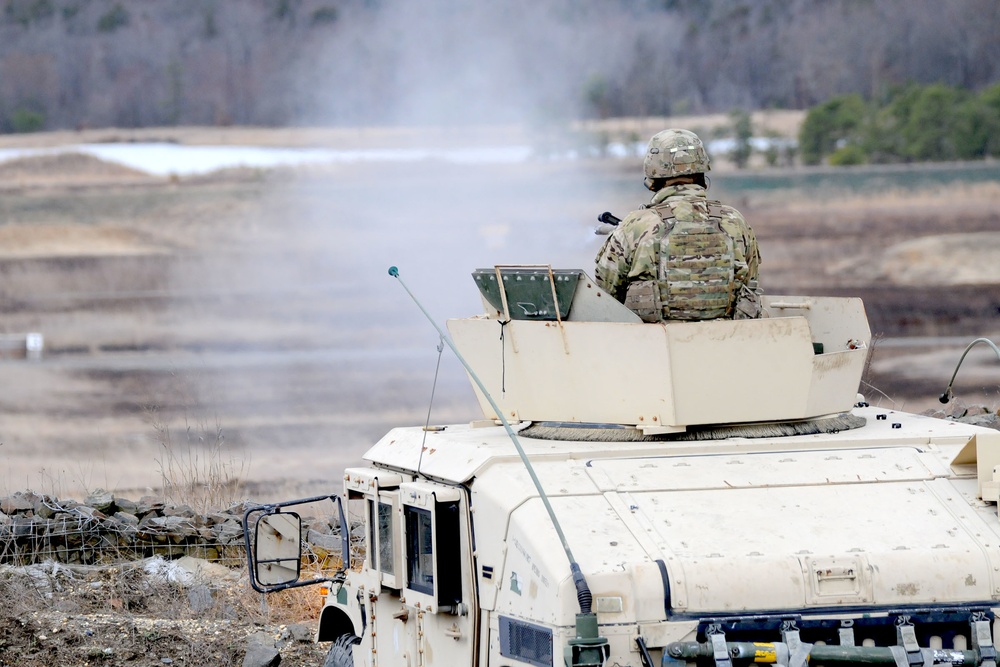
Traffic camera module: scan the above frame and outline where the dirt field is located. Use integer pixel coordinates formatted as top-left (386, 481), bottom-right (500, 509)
top-left (1, 127), bottom-right (999, 502)
top-left (1, 124), bottom-right (999, 665)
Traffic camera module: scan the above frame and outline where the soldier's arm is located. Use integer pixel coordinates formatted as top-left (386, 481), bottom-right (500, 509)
top-left (741, 216), bottom-right (761, 281)
top-left (720, 208), bottom-right (760, 284)
top-left (594, 228), bottom-right (632, 302)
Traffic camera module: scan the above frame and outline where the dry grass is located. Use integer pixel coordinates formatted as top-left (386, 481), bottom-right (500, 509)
top-left (760, 180), bottom-right (1000, 213)
top-left (0, 151), bottom-right (153, 183)
top-left (149, 412), bottom-right (249, 516)
top-left (0, 223), bottom-right (167, 259)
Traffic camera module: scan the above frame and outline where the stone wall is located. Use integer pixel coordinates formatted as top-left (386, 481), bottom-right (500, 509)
top-left (0, 489), bottom-right (341, 567)
top-left (922, 402), bottom-right (1000, 430)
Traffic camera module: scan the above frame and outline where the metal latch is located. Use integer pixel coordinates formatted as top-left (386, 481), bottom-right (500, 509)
top-left (838, 619), bottom-right (856, 647)
top-left (706, 624), bottom-right (732, 667)
top-left (893, 617), bottom-right (923, 667)
top-left (972, 612), bottom-right (997, 667)
top-left (781, 621), bottom-right (813, 667)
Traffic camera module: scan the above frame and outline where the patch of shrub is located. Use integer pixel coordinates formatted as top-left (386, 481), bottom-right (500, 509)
top-left (729, 108), bottom-right (753, 169)
top-left (10, 107), bottom-right (45, 133)
top-left (799, 93), bottom-right (866, 166)
top-left (96, 3), bottom-right (128, 32)
top-left (828, 144), bottom-right (867, 166)
top-left (803, 83), bottom-right (1000, 166)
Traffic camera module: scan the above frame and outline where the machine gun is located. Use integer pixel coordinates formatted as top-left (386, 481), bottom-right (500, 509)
top-left (594, 211), bottom-right (622, 235)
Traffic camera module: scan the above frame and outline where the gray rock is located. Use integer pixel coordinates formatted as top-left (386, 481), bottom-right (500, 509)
top-left (138, 515), bottom-right (168, 531)
top-left (243, 638), bottom-right (281, 667)
top-left (960, 413), bottom-right (1000, 431)
top-left (217, 520), bottom-right (244, 545)
top-left (945, 400), bottom-right (969, 419)
top-left (113, 511), bottom-right (140, 526)
top-left (188, 585), bottom-right (214, 613)
top-left (307, 529), bottom-right (341, 551)
top-left (85, 489), bottom-right (115, 512)
top-left (73, 505), bottom-right (107, 520)
top-left (287, 624), bottom-right (314, 643)
top-left (33, 496), bottom-right (57, 520)
top-left (206, 512), bottom-right (231, 526)
top-left (163, 515), bottom-right (195, 533)
top-left (13, 515), bottom-right (38, 538)
top-left (137, 496), bottom-right (166, 516)
top-left (163, 504), bottom-right (196, 518)
top-left (1, 494), bottom-right (33, 514)
top-left (115, 497), bottom-right (139, 514)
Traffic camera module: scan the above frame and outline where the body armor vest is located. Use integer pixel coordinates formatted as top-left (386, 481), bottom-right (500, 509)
top-left (653, 199), bottom-right (735, 321)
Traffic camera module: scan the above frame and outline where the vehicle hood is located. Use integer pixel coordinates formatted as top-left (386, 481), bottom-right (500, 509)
top-left (578, 446), bottom-right (1000, 614)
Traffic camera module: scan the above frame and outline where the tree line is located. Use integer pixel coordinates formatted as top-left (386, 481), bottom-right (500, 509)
top-left (0, 0), bottom-right (998, 138)
top-left (799, 84), bottom-right (1000, 166)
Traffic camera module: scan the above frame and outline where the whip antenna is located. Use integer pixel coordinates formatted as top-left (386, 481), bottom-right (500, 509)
top-left (940, 337), bottom-right (1000, 404)
top-left (387, 266), bottom-right (598, 622)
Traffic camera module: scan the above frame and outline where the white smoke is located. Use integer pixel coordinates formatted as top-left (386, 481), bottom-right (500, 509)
top-left (168, 0), bottom-right (668, 497)
top-left (297, 0), bottom-right (677, 126)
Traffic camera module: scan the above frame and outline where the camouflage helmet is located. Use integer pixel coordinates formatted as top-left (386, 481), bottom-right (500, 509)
top-left (643, 129), bottom-right (711, 189)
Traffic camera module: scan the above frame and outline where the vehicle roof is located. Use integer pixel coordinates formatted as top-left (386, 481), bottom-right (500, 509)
top-left (365, 406), bottom-right (1000, 616)
top-left (363, 405), bottom-right (985, 485)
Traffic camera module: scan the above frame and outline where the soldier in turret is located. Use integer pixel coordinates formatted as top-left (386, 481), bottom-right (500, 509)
top-left (595, 129), bottom-right (761, 321)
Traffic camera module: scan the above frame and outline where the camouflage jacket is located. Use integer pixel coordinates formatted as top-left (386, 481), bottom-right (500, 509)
top-left (594, 183), bottom-right (760, 308)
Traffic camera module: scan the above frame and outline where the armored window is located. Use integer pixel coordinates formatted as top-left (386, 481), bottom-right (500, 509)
top-left (367, 499), bottom-right (377, 569)
top-left (343, 467), bottom-right (404, 577)
top-left (404, 499), bottom-right (462, 606)
top-left (405, 506), bottom-right (434, 595)
top-left (435, 500), bottom-right (461, 607)
top-left (377, 500), bottom-right (394, 576)
top-left (366, 494), bottom-right (401, 582)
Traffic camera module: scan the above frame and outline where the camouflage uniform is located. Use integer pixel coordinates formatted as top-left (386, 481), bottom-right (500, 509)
top-left (594, 182), bottom-right (760, 320)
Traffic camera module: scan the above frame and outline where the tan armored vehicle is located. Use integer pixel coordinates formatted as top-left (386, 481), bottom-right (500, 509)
top-left (245, 266), bottom-right (1000, 667)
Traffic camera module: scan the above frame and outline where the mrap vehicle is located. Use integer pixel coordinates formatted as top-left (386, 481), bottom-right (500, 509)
top-left (244, 266), bottom-right (1000, 667)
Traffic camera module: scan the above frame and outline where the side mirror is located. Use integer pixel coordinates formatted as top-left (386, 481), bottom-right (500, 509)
top-left (253, 511), bottom-right (303, 586)
top-left (242, 494), bottom-right (347, 594)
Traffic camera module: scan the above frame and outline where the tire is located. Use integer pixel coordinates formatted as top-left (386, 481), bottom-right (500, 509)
top-left (322, 633), bottom-right (360, 667)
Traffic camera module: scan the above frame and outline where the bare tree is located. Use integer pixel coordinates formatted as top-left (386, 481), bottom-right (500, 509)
top-left (0, 0), bottom-right (998, 130)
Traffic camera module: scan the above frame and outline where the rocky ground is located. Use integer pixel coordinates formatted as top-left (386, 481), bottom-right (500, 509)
top-left (0, 559), bottom-right (329, 666)
top-left (0, 489), bottom-right (344, 666)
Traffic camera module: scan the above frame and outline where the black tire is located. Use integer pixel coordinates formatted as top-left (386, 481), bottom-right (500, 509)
top-left (322, 633), bottom-right (360, 667)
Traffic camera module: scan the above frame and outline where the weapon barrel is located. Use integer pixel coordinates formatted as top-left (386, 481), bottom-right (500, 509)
top-left (598, 211), bottom-right (621, 226)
